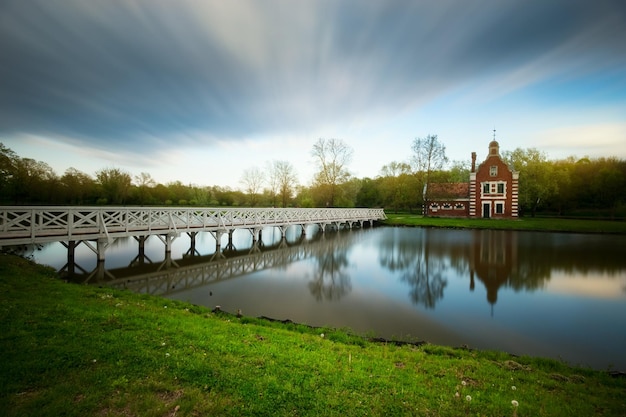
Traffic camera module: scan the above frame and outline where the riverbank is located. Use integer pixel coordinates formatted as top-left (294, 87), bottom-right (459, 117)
top-left (1, 254), bottom-right (624, 416)
top-left (383, 213), bottom-right (626, 234)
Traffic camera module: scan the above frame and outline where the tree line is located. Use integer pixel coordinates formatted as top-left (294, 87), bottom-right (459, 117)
top-left (1, 139), bottom-right (624, 218)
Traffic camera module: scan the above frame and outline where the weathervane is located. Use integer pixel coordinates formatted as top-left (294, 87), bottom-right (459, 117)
top-left (493, 128), bottom-right (496, 140)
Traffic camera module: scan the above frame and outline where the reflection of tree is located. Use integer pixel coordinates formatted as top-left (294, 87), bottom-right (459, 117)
top-left (400, 249), bottom-right (447, 309)
top-left (379, 228), bottom-right (448, 309)
top-left (308, 235), bottom-right (353, 301)
top-left (378, 228), bottom-right (422, 272)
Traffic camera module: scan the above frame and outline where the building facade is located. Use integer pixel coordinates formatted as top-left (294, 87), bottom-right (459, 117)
top-left (425, 139), bottom-right (519, 218)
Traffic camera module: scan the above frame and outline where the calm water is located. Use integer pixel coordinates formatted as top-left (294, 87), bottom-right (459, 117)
top-left (28, 226), bottom-right (626, 371)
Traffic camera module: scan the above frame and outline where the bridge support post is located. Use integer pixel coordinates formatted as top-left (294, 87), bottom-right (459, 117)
top-left (130, 236), bottom-right (152, 267)
top-left (155, 233), bottom-right (178, 260)
top-left (211, 230), bottom-right (224, 254)
top-left (65, 240), bottom-right (77, 275)
top-left (58, 240), bottom-right (80, 277)
top-left (185, 232), bottom-right (199, 257)
top-left (224, 230), bottom-right (236, 252)
top-left (97, 238), bottom-right (108, 263)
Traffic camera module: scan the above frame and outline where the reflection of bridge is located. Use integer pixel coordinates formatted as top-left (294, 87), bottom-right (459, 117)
top-left (88, 231), bottom-right (356, 297)
top-left (0, 206), bottom-right (385, 263)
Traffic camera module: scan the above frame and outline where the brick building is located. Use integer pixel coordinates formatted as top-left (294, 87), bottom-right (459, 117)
top-left (424, 139), bottom-right (519, 218)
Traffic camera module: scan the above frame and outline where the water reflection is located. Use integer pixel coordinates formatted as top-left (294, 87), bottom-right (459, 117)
top-left (25, 226), bottom-right (626, 370)
top-left (308, 235), bottom-right (352, 301)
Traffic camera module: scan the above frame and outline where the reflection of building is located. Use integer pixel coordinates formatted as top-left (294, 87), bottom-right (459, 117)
top-left (425, 137), bottom-right (519, 218)
top-left (469, 230), bottom-right (518, 313)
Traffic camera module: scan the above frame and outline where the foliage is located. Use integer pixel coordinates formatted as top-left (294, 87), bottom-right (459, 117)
top-left (1, 254), bottom-right (625, 416)
top-left (0, 140), bottom-right (624, 216)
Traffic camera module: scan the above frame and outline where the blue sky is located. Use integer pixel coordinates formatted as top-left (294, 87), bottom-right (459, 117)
top-left (1, 0), bottom-right (625, 189)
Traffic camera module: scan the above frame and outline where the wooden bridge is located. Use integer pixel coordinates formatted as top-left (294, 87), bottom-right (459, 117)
top-left (0, 206), bottom-right (386, 263)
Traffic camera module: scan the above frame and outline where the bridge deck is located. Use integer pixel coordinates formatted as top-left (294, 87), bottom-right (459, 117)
top-left (0, 206), bottom-right (386, 246)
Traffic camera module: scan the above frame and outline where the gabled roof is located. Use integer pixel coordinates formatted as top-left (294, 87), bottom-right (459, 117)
top-left (426, 182), bottom-right (470, 200)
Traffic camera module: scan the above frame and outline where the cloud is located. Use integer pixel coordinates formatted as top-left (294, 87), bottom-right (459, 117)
top-left (533, 122), bottom-right (626, 158)
top-left (1, 0), bottom-right (624, 162)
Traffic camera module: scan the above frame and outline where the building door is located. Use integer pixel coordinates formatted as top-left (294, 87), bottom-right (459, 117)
top-left (483, 202), bottom-right (491, 218)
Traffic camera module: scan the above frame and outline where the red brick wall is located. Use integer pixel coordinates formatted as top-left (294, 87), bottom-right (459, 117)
top-left (473, 154), bottom-right (517, 218)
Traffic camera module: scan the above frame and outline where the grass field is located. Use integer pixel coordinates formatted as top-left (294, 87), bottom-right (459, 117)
top-left (1, 254), bottom-right (625, 416)
top-left (382, 213), bottom-right (626, 234)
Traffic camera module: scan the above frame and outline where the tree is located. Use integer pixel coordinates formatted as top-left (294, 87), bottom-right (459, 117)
top-left (355, 177), bottom-right (382, 208)
top-left (12, 158), bottom-right (58, 203)
top-left (268, 160), bottom-right (298, 208)
top-left (240, 166), bottom-right (265, 206)
top-left (133, 172), bottom-right (156, 205)
top-left (61, 167), bottom-right (96, 204)
top-left (411, 134), bottom-right (448, 209)
top-left (379, 162), bottom-right (415, 212)
top-left (594, 158), bottom-right (625, 218)
top-left (502, 148), bottom-right (556, 217)
top-left (96, 167), bottom-right (132, 205)
top-left (0, 143), bottom-right (18, 203)
top-left (311, 138), bottom-right (354, 207)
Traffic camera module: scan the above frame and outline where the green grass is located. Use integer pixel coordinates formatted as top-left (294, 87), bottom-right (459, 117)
top-left (1, 253), bottom-right (625, 416)
top-left (383, 213), bottom-right (626, 234)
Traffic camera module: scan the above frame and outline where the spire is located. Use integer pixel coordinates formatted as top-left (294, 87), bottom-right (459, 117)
top-left (489, 128), bottom-right (500, 156)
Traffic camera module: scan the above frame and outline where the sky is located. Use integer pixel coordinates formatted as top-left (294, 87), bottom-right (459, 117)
top-left (1, 0), bottom-right (625, 189)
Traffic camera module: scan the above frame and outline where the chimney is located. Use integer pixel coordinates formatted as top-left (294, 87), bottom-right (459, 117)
top-left (471, 152), bottom-right (476, 173)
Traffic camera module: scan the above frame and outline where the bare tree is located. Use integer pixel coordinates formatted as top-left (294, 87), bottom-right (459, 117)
top-left (311, 138), bottom-right (354, 207)
top-left (267, 160), bottom-right (298, 207)
top-left (240, 166), bottom-right (265, 206)
top-left (133, 172), bottom-right (156, 205)
top-left (411, 134), bottom-right (448, 210)
top-left (134, 172), bottom-right (156, 187)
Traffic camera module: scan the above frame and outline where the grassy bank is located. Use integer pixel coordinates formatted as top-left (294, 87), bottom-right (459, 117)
top-left (1, 254), bottom-right (625, 416)
top-left (383, 213), bottom-right (626, 234)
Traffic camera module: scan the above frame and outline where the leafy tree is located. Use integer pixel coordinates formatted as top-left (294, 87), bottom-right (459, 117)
top-left (447, 160), bottom-right (471, 183)
top-left (12, 158), bottom-right (58, 203)
top-left (546, 158), bottom-right (574, 215)
top-left (0, 143), bottom-right (18, 203)
top-left (379, 162), bottom-right (415, 212)
top-left (152, 183), bottom-right (170, 205)
top-left (355, 177), bottom-right (382, 208)
top-left (61, 167), bottom-right (96, 204)
top-left (96, 167), bottom-right (132, 205)
top-left (311, 138), bottom-right (353, 207)
top-left (503, 148), bottom-right (557, 217)
top-left (594, 158), bottom-right (625, 218)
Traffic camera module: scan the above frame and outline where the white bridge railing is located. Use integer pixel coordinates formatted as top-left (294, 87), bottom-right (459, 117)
top-left (0, 206), bottom-right (387, 247)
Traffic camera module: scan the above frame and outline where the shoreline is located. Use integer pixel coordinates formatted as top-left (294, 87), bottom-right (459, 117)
top-left (2, 253), bottom-right (625, 416)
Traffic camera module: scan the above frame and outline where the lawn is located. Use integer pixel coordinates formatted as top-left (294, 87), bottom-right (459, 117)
top-left (1, 254), bottom-right (625, 416)
top-left (383, 213), bottom-right (626, 234)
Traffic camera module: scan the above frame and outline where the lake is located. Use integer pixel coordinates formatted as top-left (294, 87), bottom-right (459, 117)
top-left (27, 225), bottom-right (626, 371)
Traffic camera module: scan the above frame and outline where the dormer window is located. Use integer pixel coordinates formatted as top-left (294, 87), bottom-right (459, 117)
top-left (490, 165), bottom-right (498, 176)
